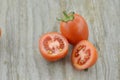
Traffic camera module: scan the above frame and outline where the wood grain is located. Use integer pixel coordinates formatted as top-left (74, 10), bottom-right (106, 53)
top-left (0, 0), bottom-right (120, 80)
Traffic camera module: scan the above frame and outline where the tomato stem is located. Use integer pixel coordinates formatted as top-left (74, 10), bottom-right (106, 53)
top-left (57, 11), bottom-right (75, 22)
top-left (63, 11), bottom-right (69, 18)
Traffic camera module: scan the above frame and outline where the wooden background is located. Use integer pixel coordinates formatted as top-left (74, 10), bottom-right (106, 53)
top-left (0, 0), bottom-right (120, 80)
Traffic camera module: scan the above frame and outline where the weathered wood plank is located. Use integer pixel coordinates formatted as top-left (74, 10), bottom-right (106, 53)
top-left (0, 0), bottom-right (119, 80)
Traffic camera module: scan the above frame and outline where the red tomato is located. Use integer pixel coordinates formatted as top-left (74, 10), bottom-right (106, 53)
top-left (71, 40), bottom-right (98, 70)
top-left (59, 11), bottom-right (89, 45)
top-left (39, 32), bottom-right (69, 61)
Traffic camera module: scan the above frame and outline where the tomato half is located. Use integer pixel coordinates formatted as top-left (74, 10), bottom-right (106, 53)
top-left (39, 32), bottom-right (69, 61)
top-left (71, 40), bottom-right (98, 70)
top-left (59, 11), bottom-right (89, 45)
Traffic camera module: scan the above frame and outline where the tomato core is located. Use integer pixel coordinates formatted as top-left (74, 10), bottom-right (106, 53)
top-left (74, 45), bottom-right (91, 65)
top-left (43, 36), bottom-right (64, 54)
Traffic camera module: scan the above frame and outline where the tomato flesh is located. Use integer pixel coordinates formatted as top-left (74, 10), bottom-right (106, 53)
top-left (71, 40), bottom-right (98, 70)
top-left (43, 36), bottom-right (64, 54)
top-left (74, 45), bottom-right (90, 65)
top-left (39, 32), bottom-right (68, 61)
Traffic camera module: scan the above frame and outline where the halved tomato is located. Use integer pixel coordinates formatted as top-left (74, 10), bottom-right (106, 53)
top-left (71, 40), bottom-right (98, 70)
top-left (39, 32), bottom-right (69, 61)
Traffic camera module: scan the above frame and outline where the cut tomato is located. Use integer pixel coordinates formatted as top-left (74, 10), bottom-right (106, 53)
top-left (39, 32), bottom-right (69, 61)
top-left (71, 40), bottom-right (98, 70)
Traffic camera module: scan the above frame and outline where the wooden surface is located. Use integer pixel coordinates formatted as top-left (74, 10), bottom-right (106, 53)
top-left (0, 0), bottom-right (120, 80)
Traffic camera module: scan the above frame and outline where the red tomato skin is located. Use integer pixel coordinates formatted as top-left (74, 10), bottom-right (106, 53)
top-left (39, 32), bottom-right (69, 61)
top-left (60, 14), bottom-right (89, 45)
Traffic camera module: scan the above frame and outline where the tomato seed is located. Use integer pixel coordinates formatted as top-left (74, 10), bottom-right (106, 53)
top-left (75, 52), bottom-right (79, 57)
top-left (47, 50), bottom-right (52, 54)
top-left (78, 45), bottom-right (82, 50)
top-left (59, 48), bottom-right (63, 52)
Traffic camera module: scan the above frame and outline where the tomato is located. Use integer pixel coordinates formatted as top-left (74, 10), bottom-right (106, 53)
top-left (71, 40), bottom-right (98, 70)
top-left (39, 32), bottom-right (69, 61)
top-left (59, 11), bottom-right (89, 45)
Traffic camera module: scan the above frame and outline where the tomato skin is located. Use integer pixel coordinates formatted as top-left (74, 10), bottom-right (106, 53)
top-left (60, 14), bottom-right (89, 45)
top-left (39, 32), bottom-right (69, 61)
top-left (71, 40), bottom-right (98, 70)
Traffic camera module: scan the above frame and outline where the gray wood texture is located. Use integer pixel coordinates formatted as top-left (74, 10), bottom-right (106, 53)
top-left (0, 0), bottom-right (120, 80)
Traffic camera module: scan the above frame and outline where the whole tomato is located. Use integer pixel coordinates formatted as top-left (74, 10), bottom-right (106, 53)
top-left (59, 11), bottom-right (89, 45)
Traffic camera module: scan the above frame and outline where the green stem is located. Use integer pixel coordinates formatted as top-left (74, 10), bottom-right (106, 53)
top-left (63, 11), bottom-right (69, 18)
top-left (57, 11), bottom-right (75, 22)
